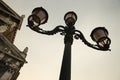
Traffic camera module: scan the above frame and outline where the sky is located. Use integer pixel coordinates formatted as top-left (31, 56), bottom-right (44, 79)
top-left (3, 0), bottom-right (120, 80)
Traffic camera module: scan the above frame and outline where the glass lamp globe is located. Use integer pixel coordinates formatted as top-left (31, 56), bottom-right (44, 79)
top-left (91, 27), bottom-right (111, 50)
top-left (64, 11), bottom-right (77, 26)
top-left (28, 7), bottom-right (48, 27)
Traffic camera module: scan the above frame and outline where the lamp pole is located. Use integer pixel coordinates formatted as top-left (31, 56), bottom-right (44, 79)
top-left (27, 7), bottom-right (111, 80)
top-left (59, 26), bottom-right (75, 80)
top-left (60, 38), bottom-right (72, 80)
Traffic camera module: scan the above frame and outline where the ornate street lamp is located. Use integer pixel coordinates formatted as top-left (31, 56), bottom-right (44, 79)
top-left (27, 7), bottom-right (111, 80)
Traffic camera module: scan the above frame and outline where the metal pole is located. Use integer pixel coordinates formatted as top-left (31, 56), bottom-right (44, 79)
top-left (59, 26), bottom-right (74, 80)
top-left (59, 42), bottom-right (72, 80)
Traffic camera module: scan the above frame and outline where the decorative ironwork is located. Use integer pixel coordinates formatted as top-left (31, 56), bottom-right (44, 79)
top-left (27, 24), bottom-right (111, 51)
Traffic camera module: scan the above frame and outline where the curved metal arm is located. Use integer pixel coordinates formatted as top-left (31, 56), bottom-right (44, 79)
top-left (74, 30), bottom-right (111, 51)
top-left (27, 25), bottom-right (65, 35)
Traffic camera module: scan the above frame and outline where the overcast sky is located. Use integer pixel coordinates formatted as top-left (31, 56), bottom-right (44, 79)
top-left (3, 0), bottom-right (120, 80)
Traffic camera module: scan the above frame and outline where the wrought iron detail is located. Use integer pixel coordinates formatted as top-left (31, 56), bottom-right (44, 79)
top-left (27, 25), bottom-right (111, 51)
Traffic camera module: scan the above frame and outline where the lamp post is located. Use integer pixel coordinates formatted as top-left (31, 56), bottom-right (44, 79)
top-left (27, 7), bottom-right (111, 80)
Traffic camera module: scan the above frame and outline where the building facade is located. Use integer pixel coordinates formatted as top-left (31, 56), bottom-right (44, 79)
top-left (0, 0), bottom-right (27, 80)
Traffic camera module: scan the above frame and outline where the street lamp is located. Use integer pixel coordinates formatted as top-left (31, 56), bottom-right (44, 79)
top-left (27, 7), bottom-right (111, 80)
